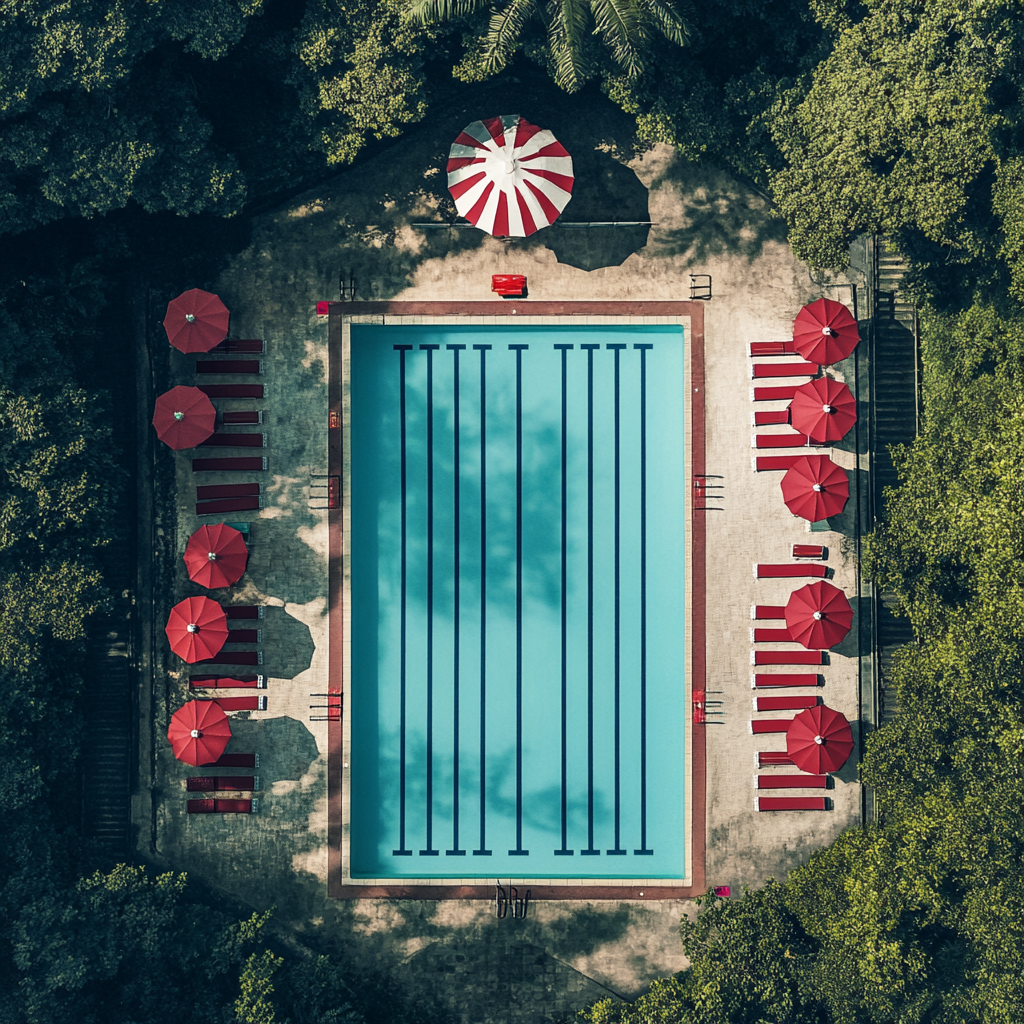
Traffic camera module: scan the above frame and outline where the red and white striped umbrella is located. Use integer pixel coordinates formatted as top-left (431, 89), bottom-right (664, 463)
top-left (447, 115), bottom-right (573, 237)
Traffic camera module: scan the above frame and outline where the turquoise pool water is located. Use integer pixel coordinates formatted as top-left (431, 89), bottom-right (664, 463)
top-left (349, 323), bottom-right (687, 879)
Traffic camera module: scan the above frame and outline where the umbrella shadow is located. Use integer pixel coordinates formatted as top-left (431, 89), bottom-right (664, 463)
top-left (832, 720), bottom-right (862, 786)
top-left (258, 604), bottom-right (316, 680)
top-left (223, 714), bottom-right (321, 784)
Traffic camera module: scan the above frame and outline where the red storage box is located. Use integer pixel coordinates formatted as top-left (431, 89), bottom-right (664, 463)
top-left (491, 274), bottom-right (526, 297)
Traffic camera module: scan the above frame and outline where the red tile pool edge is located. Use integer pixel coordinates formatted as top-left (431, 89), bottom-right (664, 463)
top-left (327, 301), bottom-right (707, 899)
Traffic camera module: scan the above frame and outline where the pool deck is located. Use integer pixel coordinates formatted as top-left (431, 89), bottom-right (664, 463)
top-left (134, 78), bottom-right (869, 1018)
top-left (327, 302), bottom-right (706, 899)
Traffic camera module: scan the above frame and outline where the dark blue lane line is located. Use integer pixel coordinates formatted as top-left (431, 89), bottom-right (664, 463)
top-left (447, 344), bottom-right (467, 856)
top-left (472, 344), bottom-right (492, 856)
top-left (509, 344), bottom-right (529, 857)
top-left (634, 343), bottom-right (654, 857)
top-left (580, 344), bottom-right (600, 857)
top-left (553, 344), bottom-right (573, 856)
top-left (607, 344), bottom-right (627, 856)
top-left (419, 345), bottom-right (439, 857)
top-left (393, 344), bottom-right (413, 857)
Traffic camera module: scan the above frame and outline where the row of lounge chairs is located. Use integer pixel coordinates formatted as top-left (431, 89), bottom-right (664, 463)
top-left (747, 346), bottom-right (834, 812)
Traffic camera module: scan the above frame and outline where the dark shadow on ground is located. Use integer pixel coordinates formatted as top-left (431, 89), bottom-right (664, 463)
top-left (227, 714), bottom-right (320, 782)
top-left (258, 604), bottom-right (315, 680)
top-left (646, 160), bottom-right (788, 266)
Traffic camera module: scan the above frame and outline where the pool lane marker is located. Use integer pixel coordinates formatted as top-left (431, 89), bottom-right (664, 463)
top-left (607, 344), bottom-right (627, 856)
top-left (472, 344), bottom-right (492, 857)
top-left (581, 344), bottom-right (601, 856)
top-left (393, 345), bottom-right (413, 857)
top-left (635, 343), bottom-right (654, 857)
top-left (419, 344), bottom-right (440, 857)
top-left (509, 344), bottom-right (529, 857)
top-left (446, 344), bottom-right (467, 857)
top-left (554, 344), bottom-right (574, 857)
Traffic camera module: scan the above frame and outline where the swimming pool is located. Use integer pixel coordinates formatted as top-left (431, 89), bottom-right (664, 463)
top-left (348, 321), bottom-right (688, 880)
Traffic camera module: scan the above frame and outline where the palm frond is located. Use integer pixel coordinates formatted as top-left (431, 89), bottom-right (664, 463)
top-left (589, 0), bottom-right (643, 75)
top-left (548, 0), bottom-right (592, 91)
top-left (405, 0), bottom-right (487, 26)
top-left (482, 0), bottom-right (540, 72)
top-left (634, 0), bottom-right (689, 46)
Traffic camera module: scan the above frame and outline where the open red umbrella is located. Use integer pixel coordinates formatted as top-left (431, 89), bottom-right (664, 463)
top-left (787, 704), bottom-right (854, 774)
top-left (184, 524), bottom-right (248, 589)
top-left (793, 298), bottom-right (860, 365)
top-left (447, 114), bottom-right (573, 237)
top-left (165, 596), bottom-right (228, 663)
top-left (790, 376), bottom-right (857, 444)
top-left (163, 288), bottom-right (230, 353)
top-left (780, 455), bottom-right (849, 522)
top-left (167, 699), bottom-right (232, 766)
top-left (785, 581), bottom-right (853, 649)
top-left (151, 385), bottom-right (216, 449)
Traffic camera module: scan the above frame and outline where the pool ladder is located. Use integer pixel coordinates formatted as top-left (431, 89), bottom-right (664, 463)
top-left (494, 880), bottom-right (530, 919)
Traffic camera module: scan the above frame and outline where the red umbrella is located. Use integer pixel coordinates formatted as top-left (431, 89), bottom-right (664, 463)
top-left (167, 699), bottom-right (232, 766)
top-left (789, 377), bottom-right (857, 444)
top-left (165, 596), bottom-right (228, 663)
top-left (151, 385), bottom-right (216, 449)
top-left (793, 298), bottom-right (860, 364)
top-left (787, 704), bottom-right (854, 774)
top-left (163, 288), bottom-right (230, 353)
top-left (785, 581), bottom-right (853, 649)
top-left (184, 524), bottom-right (248, 589)
top-left (780, 455), bottom-right (849, 522)
top-left (447, 114), bottom-right (573, 237)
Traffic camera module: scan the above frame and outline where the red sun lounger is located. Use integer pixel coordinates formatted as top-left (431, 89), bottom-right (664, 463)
top-left (198, 432), bottom-right (266, 448)
top-left (793, 544), bottom-right (828, 559)
top-left (757, 751), bottom-right (795, 767)
top-left (198, 384), bottom-right (265, 399)
top-left (754, 455), bottom-right (808, 471)
top-left (192, 457), bottom-right (267, 472)
top-left (754, 409), bottom-right (790, 426)
top-left (753, 650), bottom-right (826, 666)
top-left (749, 341), bottom-right (796, 356)
top-left (751, 628), bottom-right (793, 643)
top-left (210, 338), bottom-right (265, 354)
top-left (188, 776), bottom-right (259, 792)
top-left (751, 361), bottom-right (818, 379)
top-left (752, 605), bottom-right (786, 620)
top-left (187, 798), bottom-right (256, 814)
top-left (755, 695), bottom-right (820, 712)
top-left (752, 385), bottom-right (799, 402)
top-left (756, 796), bottom-right (828, 811)
top-left (196, 482), bottom-right (261, 500)
top-left (756, 563), bottom-right (829, 579)
top-left (196, 360), bottom-right (262, 375)
top-left (226, 629), bottom-right (260, 644)
top-left (196, 497), bottom-right (262, 515)
top-left (756, 774), bottom-right (828, 789)
top-left (752, 673), bottom-right (822, 688)
top-left (224, 606), bottom-right (262, 620)
top-left (214, 695), bottom-right (266, 712)
top-left (754, 433), bottom-right (815, 449)
top-left (190, 675), bottom-right (265, 690)
top-left (220, 411), bottom-right (262, 425)
top-left (750, 720), bottom-right (792, 734)
top-left (194, 651), bottom-right (262, 666)
top-left (206, 753), bottom-right (259, 768)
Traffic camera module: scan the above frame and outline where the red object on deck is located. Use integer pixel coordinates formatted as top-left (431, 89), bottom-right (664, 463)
top-left (753, 385), bottom-right (799, 401)
top-left (213, 695), bottom-right (264, 712)
top-left (167, 699), bottom-right (231, 765)
top-left (198, 432), bottom-right (266, 447)
top-left (196, 497), bottom-right (262, 515)
top-left (193, 651), bottom-right (262, 666)
top-left (793, 298), bottom-right (859, 365)
top-left (165, 597), bottom-right (228, 663)
top-left (754, 409), bottom-right (790, 426)
top-left (754, 650), bottom-right (826, 666)
top-left (753, 605), bottom-right (787, 620)
top-left (785, 580), bottom-right (853, 649)
top-left (184, 523), bottom-right (248, 589)
top-left (749, 341), bottom-right (796, 356)
top-left (757, 774), bottom-right (828, 789)
top-left (192, 457), bottom-right (266, 472)
top-left (790, 376), bottom-right (857, 443)
top-left (317, 301), bottom-right (330, 316)
top-left (164, 289), bottom-right (230, 353)
top-left (751, 720), bottom-right (792, 734)
top-left (491, 274), bottom-right (527, 297)
top-left (755, 695), bottom-right (820, 712)
top-left (152, 386), bottom-right (216, 449)
top-left (757, 751), bottom-right (795, 767)
top-left (757, 797), bottom-right (828, 811)
top-left (210, 338), bottom-right (264, 354)
top-left (224, 606), bottom-right (260, 620)
top-left (187, 798), bottom-right (253, 814)
top-left (190, 675), bottom-right (261, 689)
top-left (792, 544), bottom-right (827, 559)
top-left (756, 563), bottom-right (829, 579)
top-left (787, 704), bottom-right (854, 774)
top-left (780, 455), bottom-right (850, 523)
top-left (751, 361), bottom-right (818, 379)
top-left (755, 455), bottom-right (807, 472)
top-left (755, 433), bottom-right (815, 449)
top-left (188, 776), bottom-right (256, 792)
top-left (195, 483), bottom-right (261, 500)
top-left (753, 673), bottom-right (821, 688)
